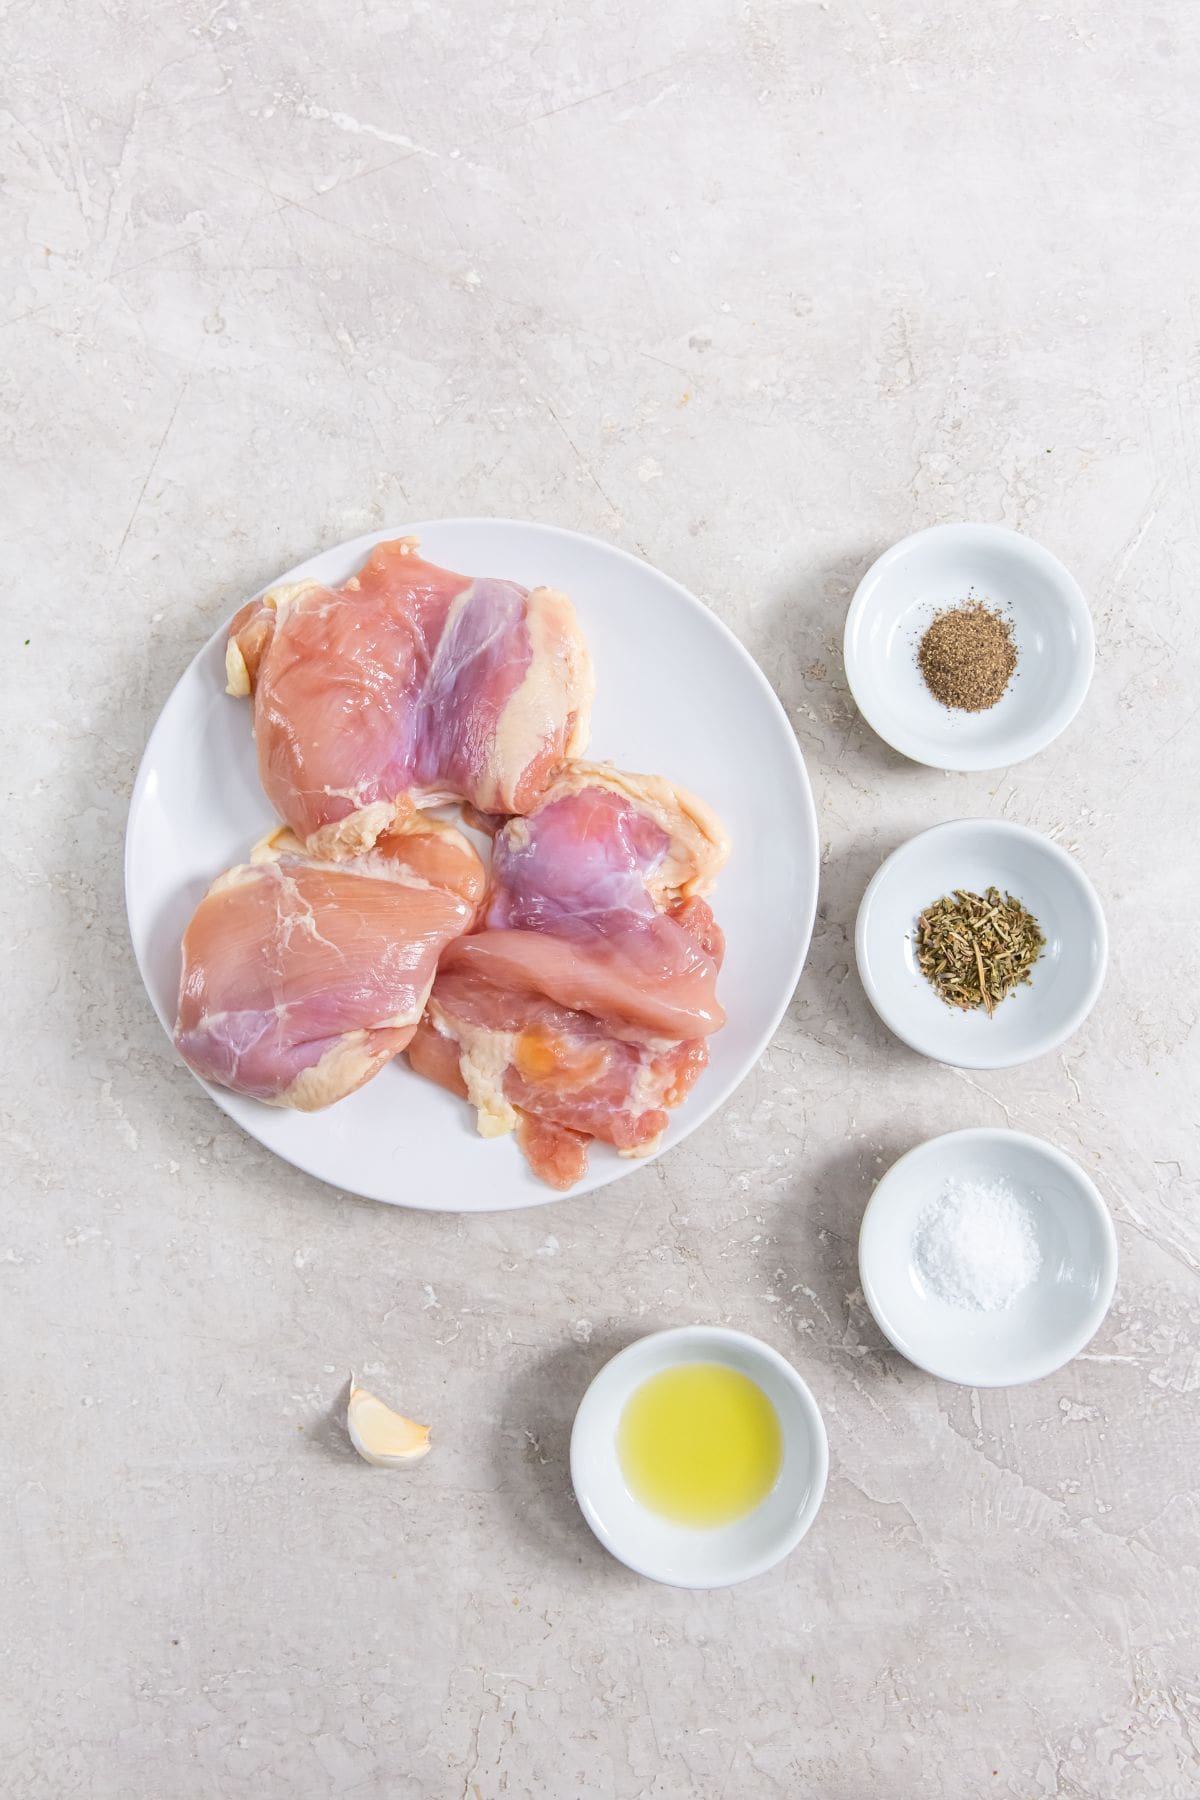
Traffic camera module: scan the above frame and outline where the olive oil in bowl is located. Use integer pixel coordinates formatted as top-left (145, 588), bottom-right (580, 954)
top-left (617, 1362), bottom-right (783, 1528)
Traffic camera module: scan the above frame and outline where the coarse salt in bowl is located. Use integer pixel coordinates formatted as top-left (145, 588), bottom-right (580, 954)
top-left (858, 1128), bottom-right (1118, 1387)
top-left (911, 1172), bottom-right (1043, 1311)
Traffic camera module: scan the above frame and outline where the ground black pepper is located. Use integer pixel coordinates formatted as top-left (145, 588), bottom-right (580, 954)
top-left (918, 600), bottom-right (1017, 711)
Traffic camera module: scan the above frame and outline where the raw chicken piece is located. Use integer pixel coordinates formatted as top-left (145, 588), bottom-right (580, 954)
top-left (175, 817), bottom-right (485, 1109)
top-left (407, 766), bottom-right (729, 1188)
top-left (488, 763), bottom-right (728, 920)
top-left (226, 537), bottom-right (593, 856)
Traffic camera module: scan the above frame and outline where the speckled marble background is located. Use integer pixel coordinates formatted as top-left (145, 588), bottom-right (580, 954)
top-left (4, 3), bottom-right (1200, 1796)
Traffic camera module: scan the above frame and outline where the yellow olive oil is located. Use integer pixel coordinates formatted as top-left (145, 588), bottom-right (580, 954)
top-left (617, 1362), bottom-right (783, 1527)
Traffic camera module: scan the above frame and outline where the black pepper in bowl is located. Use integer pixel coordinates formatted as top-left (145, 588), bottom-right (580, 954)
top-left (918, 600), bottom-right (1017, 712)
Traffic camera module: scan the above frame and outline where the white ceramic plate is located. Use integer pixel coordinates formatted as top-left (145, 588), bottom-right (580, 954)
top-left (856, 819), bottom-right (1107, 1069)
top-left (843, 523), bottom-right (1094, 770)
top-left (126, 520), bottom-right (819, 1211)
top-left (570, 1326), bottom-right (828, 1588)
top-left (858, 1129), bottom-right (1118, 1386)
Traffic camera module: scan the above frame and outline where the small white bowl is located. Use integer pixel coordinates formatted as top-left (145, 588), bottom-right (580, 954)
top-left (844, 523), bottom-right (1094, 769)
top-left (856, 819), bottom-right (1107, 1069)
top-left (570, 1326), bottom-right (828, 1589)
top-left (859, 1128), bottom-right (1118, 1386)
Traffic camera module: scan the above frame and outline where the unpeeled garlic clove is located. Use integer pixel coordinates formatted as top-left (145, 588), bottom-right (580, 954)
top-left (346, 1379), bottom-right (431, 1468)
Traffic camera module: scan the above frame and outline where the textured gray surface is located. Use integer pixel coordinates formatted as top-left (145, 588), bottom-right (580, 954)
top-left (4, 3), bottom-right (1200, 1795)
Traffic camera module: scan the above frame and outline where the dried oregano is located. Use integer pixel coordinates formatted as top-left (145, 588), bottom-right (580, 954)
top-left (916, 887), bottom-right (1045, 1015)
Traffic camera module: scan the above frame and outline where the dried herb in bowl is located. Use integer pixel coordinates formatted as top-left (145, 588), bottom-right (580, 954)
top-left (915, 887), bottom-right (1045, 1015)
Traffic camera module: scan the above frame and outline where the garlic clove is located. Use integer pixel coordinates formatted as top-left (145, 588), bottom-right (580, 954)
top-left (346, 1379), bottom-right (431, 1468)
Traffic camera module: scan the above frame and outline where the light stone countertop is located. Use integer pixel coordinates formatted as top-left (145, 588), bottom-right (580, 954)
top-left (4, 4), bottom-right (1199, 1796)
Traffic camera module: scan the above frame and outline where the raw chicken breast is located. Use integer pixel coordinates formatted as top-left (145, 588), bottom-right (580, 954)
top-left (226, 537), bottom-right (593, 856)
top-left (175, 817), bottom-right (485, 1109)
top-left (407, 766), bottom-right (729, 1188)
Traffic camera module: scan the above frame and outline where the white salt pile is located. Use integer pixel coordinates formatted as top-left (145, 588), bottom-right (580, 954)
top-left (913, 1174), bottom-right (1042, 1312)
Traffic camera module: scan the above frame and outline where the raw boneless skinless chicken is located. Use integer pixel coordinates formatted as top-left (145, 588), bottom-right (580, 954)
top-left (406, 765), bottom-right (730, 1188)
top-left (175, 818), bottom-right (485, 1108)
top-left (225, 537), bottom-right (594, 856)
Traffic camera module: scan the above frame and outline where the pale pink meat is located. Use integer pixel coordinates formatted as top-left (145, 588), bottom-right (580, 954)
top-left (226, 538), bottom-right (593, 855)
top-left (175, 819), bottom-right (484, 1110)
top-left (407, 767), bottom-right (729, 1188)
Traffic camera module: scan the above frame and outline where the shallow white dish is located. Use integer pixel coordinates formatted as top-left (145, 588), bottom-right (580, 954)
top-left (125, 519), bottom-right (819, 1212)
top-left (856, 818), bottom-right (1107, 1069)
top-left (858, 1129), bottom-right (1118, 1386)
top-left (570, 1326), bottom-right (828, 1588)
top-left (844, 523), bottom-right (1094, 770)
